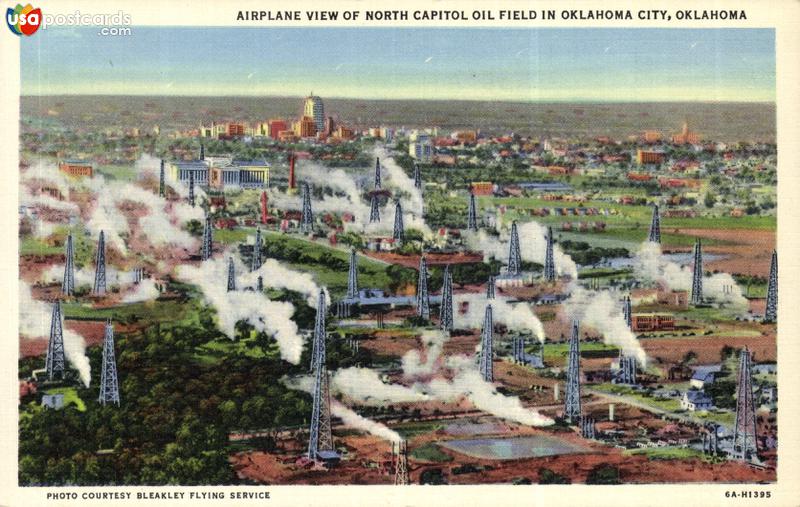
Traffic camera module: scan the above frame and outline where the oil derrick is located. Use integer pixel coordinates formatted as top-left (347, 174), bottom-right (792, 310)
top-left (703, 423), bottom-right (719, 455)
top-left (394, 440), bottom-right (410, 485)
top-left (201, 213), bottom-right (213, 260)
top-left (544, 226), bottom-right (556, 282)
top-left (347, 249), bottom-right (358, 299)
top-left (188, 171), bottom-right (195, 207)
top-left (199, 141), bottom-right (205, 161)
top-left (133, 267), bottom-right (144, 284)
top-left (512, 336), bottom-right (525, 364)
top-left (507, 221), bottom-right (522, 276)
top-left (62, 233), bottom-right (75, 296)
top-left (486, 275), bottom-right (495, 299)
top-left (257, 275), bottom-right (263, 292)
top-left (764, 249), bottom-right (777, 323)
top-left (564, 320), bottom-right (582, 423)
top-left (393, 200), bottom-right (404, 241)
top-left (374, 157), bottom-right (382, 189)
top-left (478, 305), bottom-right (494, 382)
top-left (439, 265), bottom-right (454, 332)
top-left (733, 347), bottom-right (758, 462)
top-left (690, 239), bottom-right (704, 305)
top-left (93, 230), bottom-right (107, 295)
top-left (310, 290), bottom-right (327, 372)
top-left (251, 228), bottom-right (262, 272)
top-left (369, 194), bottom-right (381, 223)
top-left (260, 191), bottom-right (269, 224)
top-left (45, 301), bottom-right (66, 381)
top-left (158, 159), bottom-right (165, 197)
top-left (227, 257), bottom-right (236, 292)
top-left (301, 182), bottom-right (314, 233)
top-left (308, 289), bottom-right (334, 459)
top-left (648, 204), bottom-right (661, 243)
top-left (413, 163), bottom-right (422, 190)
top-left (623, 296), bottom-right (632, 329)
top-left (580, 416), bottom-right (596, 439)
top-left (98, 319), bottom-right (121, 406)
top-left (416, 256), bottom-right (430, 319)
top-left (616, 354), bottom-right (637, 384)
top-left (466, 191), bottom-right (478, 231)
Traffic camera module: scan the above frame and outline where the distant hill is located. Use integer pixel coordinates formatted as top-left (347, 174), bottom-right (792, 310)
top-left (20, 95), bottom-right (775, 143)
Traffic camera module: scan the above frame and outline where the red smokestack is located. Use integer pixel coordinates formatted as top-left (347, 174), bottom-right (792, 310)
top-left (288, 151), bottom-right (296, 190)
top-left (260, 191), bottom-right (268, 224)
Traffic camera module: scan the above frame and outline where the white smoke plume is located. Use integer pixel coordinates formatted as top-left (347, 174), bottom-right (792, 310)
top-left (423, 355), bottom-right (554, 427)
top-left (453, 293), bottom-right (545, 341)
top-left (332, 367), bottom-right (429, 405)
top-left (122, 279), bottom-right (160, 303)
top-left (564, 286), bottom-right (648, 366)
top-left (634, 242), bottom-right (747, 309)
top-left (331, 400), bottom-right (403, 443)
top-left (18, 282), bottom-right (91, 386)
top-left (467, 221), bottom-right (578, 279)
top-left (19, 185), bottom-right (79, 214)
top-left (239, 257), bottom-right (322, 307)
top-left (375, 145), bottom-right (424, 217)
top-left (401, 330), bottom-right (449, 378)
top-left (41, 264), bottom-right (121, 288)
top-left (175, 254), bottom-right (305, 364)
top-left (282, 374), bottom-right (403, 443)
top-left (402, 330), bottom-right (553, 427)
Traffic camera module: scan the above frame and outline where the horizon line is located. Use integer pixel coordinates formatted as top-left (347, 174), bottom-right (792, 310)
top-left (19, 94), bottom-right (776, 105)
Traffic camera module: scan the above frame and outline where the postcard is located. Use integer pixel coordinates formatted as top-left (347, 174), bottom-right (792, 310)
top-left (2, 1), bottom-right (799, 506)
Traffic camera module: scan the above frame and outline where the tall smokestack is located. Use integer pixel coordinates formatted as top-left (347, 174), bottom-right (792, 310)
top-left (288, 151), bottom-right (296, 192)
top-left (260, 191), bottom-right (269, 225)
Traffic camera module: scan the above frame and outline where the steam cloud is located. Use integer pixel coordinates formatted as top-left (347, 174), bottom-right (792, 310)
top-left (467, 221), bottom-right (578, 279)
top-left (634, 242), bottom-right (747, 309)
top-left (18, 282), bottom-right (91, 386)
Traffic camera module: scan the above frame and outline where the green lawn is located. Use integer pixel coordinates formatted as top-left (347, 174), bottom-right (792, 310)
top-left (541, 342), bottom-right (619, 364)
top-left (623, 446), bottom-right (705, 461)
top-left (44, 387), bottom-right (86, 412)
top-left (410, 442), bottom-right (453, 463)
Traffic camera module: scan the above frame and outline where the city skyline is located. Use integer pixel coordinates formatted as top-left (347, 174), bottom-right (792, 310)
top-left (21, 27), bottom-right (774, 102)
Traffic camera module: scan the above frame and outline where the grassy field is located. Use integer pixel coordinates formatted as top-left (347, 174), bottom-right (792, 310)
top-left (623, 446), bottom-right (705, 461)
top-left (43, 386), bottom-right (86, 412)
top-left (593, 383), bottom-right (683, 413)
top-left (540, 342), bottom-right (619, 364)
top-left (410, 442), bottom-right (453, 463)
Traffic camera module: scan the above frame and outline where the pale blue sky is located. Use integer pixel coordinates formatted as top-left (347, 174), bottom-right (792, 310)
top-left (21, 27), bottom-right (775, 102)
